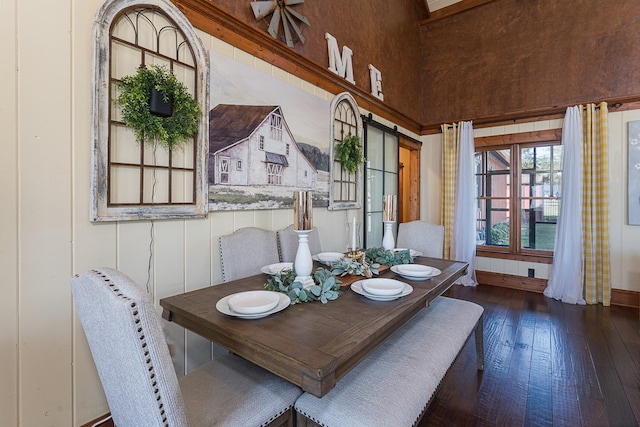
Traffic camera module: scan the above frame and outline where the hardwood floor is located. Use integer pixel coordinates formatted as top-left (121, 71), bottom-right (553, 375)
top-left (420, 284), bottom-right (640, 427)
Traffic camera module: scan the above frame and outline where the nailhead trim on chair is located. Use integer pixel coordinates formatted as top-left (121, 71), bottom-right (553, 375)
top-left (90, 269), bottom-right (169, 427)
top-left (218, 239), bottom-right (228, 282)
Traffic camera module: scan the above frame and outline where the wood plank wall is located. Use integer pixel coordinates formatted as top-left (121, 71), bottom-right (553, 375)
top-left (177, 0), bottom-right (425, 130)
top-left (420, 0), bottom-right (640, 131)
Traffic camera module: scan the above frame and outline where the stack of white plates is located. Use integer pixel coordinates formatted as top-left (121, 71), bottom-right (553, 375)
top-left (350, 278), bottom-right (413, 301)
top-left (391, 264), bottom-right (441, 281)
top-left (312, 252), bottom-right (344, 264)
top-left (260, 262), bottom-right (293, 275)
top-left (216, 291), bottom-right (290, 319)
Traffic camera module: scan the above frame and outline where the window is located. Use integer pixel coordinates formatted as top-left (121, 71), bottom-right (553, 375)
top-left (219, 157), bottom-right (230, 183)
top-left (286, 143), bottom-right (290, 156)
top-left (267, 163), bottom-right (284, 185)
top-left (236, 160), bottom-right (242, 171)
top-left (259, 135), bottom-right (265, 150)
top-left (329, 92), bottom-right (362, 210)
top-left (91, 1), bottom-right (208, 221)
top-left (270, 113), bottom-right (283, 141)
top-left (476, 140), bottom-right (562, 256)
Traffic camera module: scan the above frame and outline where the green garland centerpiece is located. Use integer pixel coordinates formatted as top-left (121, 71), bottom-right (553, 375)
top-left (330, 247), bottom-right (414, 278)
top-left (116, 65), bottom-right (201, 150)
top-left (265, 267), bottom-right (342, 304)
top-left (364, 247), bottom-right (414, 266)
top-left (334, 134), bottom-right (364, 174)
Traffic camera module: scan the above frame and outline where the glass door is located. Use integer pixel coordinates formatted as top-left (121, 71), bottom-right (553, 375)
top-left (364, 122), bottom-right (398, 248)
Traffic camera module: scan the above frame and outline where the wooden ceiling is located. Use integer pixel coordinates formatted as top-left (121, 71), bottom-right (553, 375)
top-left (422, 0), bottom-right (495, 25)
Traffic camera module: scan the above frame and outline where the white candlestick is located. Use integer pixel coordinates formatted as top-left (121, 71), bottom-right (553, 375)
top-left (351, 216), bottom-right (357, 251)
top-left (294, 229), bottom-right (314, 290)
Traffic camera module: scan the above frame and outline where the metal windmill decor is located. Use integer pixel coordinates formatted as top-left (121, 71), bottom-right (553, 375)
top-left (251, 0), bottom-right (310, 47)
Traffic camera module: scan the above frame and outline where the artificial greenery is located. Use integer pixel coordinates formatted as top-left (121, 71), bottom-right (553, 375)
top-left (331, 256), bottom-right (380, 278)
top-left (116, 65), bottom-right (201, 150)
top-left (330, 247), bottom-right (413, 278)
top-left (334, 134), bottom-right (364, 174)
top-left (264, 267), bottom-right (342, 304)
top-left (365, 247), bottom-right (414, 266)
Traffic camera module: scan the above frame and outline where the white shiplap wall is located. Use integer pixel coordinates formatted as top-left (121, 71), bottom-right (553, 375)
top-left (0, 0), bottom-right (418, 424)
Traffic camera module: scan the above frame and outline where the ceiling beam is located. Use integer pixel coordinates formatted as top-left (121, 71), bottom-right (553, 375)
top-left (420, 0), bottom-right (495, 25)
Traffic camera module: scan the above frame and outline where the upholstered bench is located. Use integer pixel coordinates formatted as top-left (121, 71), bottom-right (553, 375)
top-left (294, 296), bottom-right (484, 427)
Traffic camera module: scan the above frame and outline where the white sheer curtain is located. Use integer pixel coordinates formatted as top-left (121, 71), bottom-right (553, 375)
top-left (452, 121), bottom-right (477, 286)
top-left (544, 106), bottom-right (586, 304)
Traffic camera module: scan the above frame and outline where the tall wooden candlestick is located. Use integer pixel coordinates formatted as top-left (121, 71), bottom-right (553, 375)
top-left (383, 195), bottom-right (397, 222)
top-left (293, 191), bottom-right (313, 230)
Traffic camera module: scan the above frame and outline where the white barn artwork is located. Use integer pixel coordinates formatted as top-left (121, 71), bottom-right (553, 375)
top-left (208, 104), bottom-right (318, 209)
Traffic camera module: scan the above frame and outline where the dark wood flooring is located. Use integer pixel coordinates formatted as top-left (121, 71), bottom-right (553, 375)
top-left (419, 284), bottom-right (640, 427)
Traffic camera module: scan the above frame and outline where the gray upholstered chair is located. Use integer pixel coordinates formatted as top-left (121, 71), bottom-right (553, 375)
top-left (276, 225), bottom-right (322, 262)
top-left (71, 267), bottom-right (301, 427)
top-left (396, 220), bottom-right (445, 258)
top-left (219, 227), bottom-right (280, 282)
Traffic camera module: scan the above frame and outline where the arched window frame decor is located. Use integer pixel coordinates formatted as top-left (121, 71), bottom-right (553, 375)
top-left (91, 0), bottom-right (209, 221)
top-left (328, 92), bottom-right (363, 210)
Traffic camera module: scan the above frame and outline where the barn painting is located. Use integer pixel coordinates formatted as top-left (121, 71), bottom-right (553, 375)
top-left (209, 50), bottom-right (330, 210)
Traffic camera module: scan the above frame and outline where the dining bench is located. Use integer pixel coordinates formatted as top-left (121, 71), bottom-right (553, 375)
top-left (294, 296), bottom-right (484, 427)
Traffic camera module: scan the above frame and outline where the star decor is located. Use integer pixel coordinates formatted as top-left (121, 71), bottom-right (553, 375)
top-left (251, 0), bottom-right (310, 47)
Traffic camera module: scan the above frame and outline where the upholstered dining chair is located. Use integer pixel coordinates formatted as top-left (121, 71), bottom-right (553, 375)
top-left (396, 220), bottom-right (445, 258)
top-left (276, 225), bottom-right (322, 262)
top-left (219, 227), bottom-right (280, 282)
top-left (71, 267), bottom-right (301, 427)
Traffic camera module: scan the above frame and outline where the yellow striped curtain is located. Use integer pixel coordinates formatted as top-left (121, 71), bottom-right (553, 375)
top-left (581, 102), bottom-right (611, 305)
top-left (441, 123), bottom-right (460, 260)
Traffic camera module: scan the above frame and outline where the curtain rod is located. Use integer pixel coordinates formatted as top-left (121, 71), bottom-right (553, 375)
top-left (440, 101), bottom-right (608, 129)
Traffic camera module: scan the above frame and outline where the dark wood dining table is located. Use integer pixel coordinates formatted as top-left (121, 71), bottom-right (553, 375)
top-left (160, 256), bottom-right (468, 397)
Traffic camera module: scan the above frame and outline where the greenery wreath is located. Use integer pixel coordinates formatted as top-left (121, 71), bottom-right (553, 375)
top-left (116, 65), bottom-right (201, 150)
top-left (335, 134), bottom-right (364, 174)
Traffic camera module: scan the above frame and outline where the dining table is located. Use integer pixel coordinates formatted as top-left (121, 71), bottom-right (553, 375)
top-left (160, 256), bottom-right (468, 398)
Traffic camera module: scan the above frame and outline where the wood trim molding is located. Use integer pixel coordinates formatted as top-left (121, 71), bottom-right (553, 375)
top-left (476, 249), bottom-right (554, 264)
top-left (611, 288), bottom-right (640, 308)
top-left (478, 270), bottom-right (640, 308)
top-left (420, 0), bottom-right (496, 25)
top-left (421, 100), bottom-right (640, 136)
top-left (476, 270), bottom-right (547, 293)
top-left (475, 129), bottom-right (562, 148)
top-left (81, 414), bottom-right (113, 427)
top-left (171, 0), bottom-right (422, 134)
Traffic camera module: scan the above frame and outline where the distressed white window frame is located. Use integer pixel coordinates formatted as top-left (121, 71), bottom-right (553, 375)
top-left (328, 92), bottom-right (362, 210)
top-left (91, 0), bottom-right (209, 221)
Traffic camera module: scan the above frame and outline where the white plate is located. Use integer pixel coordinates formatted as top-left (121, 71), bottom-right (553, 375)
top-left (391, 265), bottom-right (441, 281)
top-left (360, 278), bottom-right (405, 296)
top-left (227, 290), bottom-right (280, 314)
top-left (312, 252), bottom-right (344, 264)
top-left (260, 262), bottom-right (294, 275)
top-left (217, 292), bottom-right (290, 319)
top-left (393, 248), bottom-right (424, 257)
top-left (351, 280), bottom-right (413, 301)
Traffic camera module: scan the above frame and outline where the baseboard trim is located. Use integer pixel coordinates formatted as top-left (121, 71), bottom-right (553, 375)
top-left (476, 270), bottom-right (640, 308)
top-left (611, 288), bottom-right (640, 308)
top-left (81, 414), bottom-right (113, 427)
